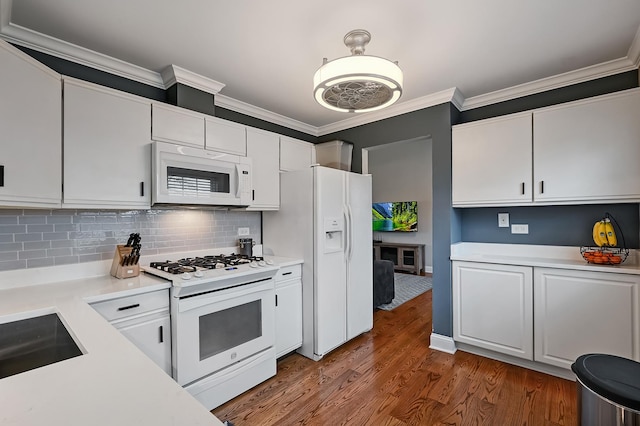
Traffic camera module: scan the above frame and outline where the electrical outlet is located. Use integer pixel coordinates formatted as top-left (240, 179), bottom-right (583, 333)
top-left (237, 227), bottom-right (250, 236)
top-left (498, 213), bottom-right (509, 228)
top-left (511, 224), bottom-right (529, 234)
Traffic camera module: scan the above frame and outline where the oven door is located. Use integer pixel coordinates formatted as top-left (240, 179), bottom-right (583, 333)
top-left (173, 278), bottom-right (275, 386)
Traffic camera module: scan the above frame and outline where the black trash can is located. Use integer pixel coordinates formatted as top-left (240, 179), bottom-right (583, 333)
top-left (572, 354), bottom-right (640, 425)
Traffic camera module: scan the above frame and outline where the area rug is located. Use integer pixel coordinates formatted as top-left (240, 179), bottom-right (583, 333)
top-left (377, 273), bottom-right (433, 311)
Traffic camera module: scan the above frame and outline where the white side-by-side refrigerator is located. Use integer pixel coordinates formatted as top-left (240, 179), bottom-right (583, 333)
top-left (263, 165), bottom-right (373, 360)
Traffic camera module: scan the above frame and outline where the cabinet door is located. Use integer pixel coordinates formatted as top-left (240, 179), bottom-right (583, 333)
top-left (119, 315), bottom-right (172, 376)
top-left (151, 103), bottom-right (204, 148)
top-left (453, 261), bottom-right (533, 360)
top-left (534, 268), bottom-right (640, 369)
top-left (534, 89), bottom-right (640, 204)
top-left (0, 40), bottom-right (61, 208)
top-left (205, 116), bottom-right (246, 155)
top-left (246, 127), bottom-right (280, 210)
top-left (452, 112), bottom-right (532, 206)
top-left (280, 136), bottom-right (315, 171)
top-left (275, 280), bottom-right (303, 358)
top-left (63, 79), bottom-right (151, 209)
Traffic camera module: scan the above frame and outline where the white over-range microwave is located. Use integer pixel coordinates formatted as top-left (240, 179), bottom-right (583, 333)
top-left (152, 141), bottom-right (252, 207)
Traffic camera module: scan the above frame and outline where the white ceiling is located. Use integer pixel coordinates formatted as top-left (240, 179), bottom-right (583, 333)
top-left (1, 0), bottom-right (640, 136)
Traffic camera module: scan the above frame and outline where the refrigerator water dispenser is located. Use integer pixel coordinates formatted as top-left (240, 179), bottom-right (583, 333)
top-left (323, 217), bottom-right (343, 253)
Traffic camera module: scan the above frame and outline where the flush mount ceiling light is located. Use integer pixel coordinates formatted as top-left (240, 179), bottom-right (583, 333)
top-left (313, 29), bottom-right (403, 113)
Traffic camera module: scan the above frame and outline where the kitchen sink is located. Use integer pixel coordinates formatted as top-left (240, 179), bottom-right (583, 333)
top-left (0, 313), bottom-right (83, 379)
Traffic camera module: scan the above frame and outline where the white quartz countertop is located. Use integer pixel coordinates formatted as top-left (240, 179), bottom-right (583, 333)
top-left (0, 271), bottom-right (223, 426)
top-left (266, 255), bottom-right (303, 268)
top-left (451, 242), bottom-right (640, 275)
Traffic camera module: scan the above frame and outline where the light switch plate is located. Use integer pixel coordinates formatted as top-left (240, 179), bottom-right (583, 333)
top-left (498, 213), bottom-right (509, 228)
top-left (238, 227), bottom-right (250, 236)
top-left (511, 224), bottom-right (529, 234)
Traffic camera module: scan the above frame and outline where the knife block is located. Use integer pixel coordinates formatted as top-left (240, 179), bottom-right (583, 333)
top-left (110, 245), bottom-right (140, 279)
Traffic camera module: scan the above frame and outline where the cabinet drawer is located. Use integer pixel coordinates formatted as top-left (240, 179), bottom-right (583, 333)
top-left (91, 289), bottom-right (169, 322)
top-left (275, 265), bottom-right (301, 283)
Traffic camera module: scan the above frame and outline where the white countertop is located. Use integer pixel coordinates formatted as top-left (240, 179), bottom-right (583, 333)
top-left (0, 271), bottom-right (223, 425)
top-left (451, 242), bottom-right (640, 275)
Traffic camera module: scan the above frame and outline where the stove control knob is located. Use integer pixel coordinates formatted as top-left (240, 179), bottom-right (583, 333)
top-left (181, 272), bottom-right (192, 280)
top-left (265, 259), bottom-right (274, 265)
top-left (249, 262), bottom-right (258, 268)
top-left (258, 260), bottom-right (266, 267)
top-left (194, 270), bottom-right (204, 278)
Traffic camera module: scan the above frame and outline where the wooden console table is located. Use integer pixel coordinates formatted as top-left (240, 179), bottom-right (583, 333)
top-left (373, 242), bottom-right (425, 275)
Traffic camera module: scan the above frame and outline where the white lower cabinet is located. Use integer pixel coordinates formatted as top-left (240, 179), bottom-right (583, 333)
top-left (534, 268), bottom-right (640, 369)
top-left (116, 313), bottom-right (171, 375)
top-left (453, 261), bottom-right (533, 360)
top-left (90, 290), bottom-right (172, 375)
top-left (453, 261), bottom-right (640, 372)
top-left (274, 265), bottom-right (302, 358)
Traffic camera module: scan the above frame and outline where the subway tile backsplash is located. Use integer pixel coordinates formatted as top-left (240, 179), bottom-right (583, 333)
top-left (0, 209), bottom-right (261, 271)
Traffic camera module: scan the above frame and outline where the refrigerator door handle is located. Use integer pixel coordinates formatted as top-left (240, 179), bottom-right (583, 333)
top-left (346, 203), bottom-right (354, 261)
top-left (343, 207), bottom-right (351, 260)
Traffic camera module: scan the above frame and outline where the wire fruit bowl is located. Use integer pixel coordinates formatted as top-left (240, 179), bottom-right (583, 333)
top-left (580, 246), bottom-right (628, 265)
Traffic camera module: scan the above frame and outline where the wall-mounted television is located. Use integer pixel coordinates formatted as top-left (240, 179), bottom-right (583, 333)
top-left (372, 201), bottom-right (418, 232)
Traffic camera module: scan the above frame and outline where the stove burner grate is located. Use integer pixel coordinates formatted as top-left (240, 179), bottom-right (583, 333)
top-left (149, 254), bottom-right (265, 274)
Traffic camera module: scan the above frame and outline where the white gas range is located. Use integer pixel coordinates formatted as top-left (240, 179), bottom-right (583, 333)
top-left (142, 253), bottom-right (279, 410)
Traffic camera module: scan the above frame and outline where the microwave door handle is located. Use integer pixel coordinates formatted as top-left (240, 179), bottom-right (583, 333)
top-left (235, 165), bottom-right (242, 198)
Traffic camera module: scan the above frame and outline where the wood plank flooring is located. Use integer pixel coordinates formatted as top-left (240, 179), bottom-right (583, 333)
top-left (212, 289), bottom-right (577, 425)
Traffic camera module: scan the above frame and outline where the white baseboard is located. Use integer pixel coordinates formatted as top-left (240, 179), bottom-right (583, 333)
top-left (429, 333), bottom-right (457, 354)
top-left (423, 266), bottom-right (433, 274)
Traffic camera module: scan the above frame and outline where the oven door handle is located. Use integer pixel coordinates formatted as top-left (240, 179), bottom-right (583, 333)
top-left (177, 279), bottom-right (274, 313)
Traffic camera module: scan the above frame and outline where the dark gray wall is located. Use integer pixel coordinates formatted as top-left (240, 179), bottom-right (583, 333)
top-left (457, 70), bottom-right (638, 123)
top-left (320, 104), bottom-right (460, 338)
top-left (15, 45), bottom-right (167, 102)
top-left (215, 107), bottom-right (317, 142)
top-left (166, 83), bottom-right (215, 116)
top-left (460, 204), bottom-right (640, 248)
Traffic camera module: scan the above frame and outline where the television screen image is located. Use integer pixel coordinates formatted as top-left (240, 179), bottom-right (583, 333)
top-left (372, 201), bottom-right (418, 232)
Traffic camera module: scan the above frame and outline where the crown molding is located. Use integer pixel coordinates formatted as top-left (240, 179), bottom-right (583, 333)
top-left (317, 88), bottom-right (459, 136)
top-left (161, 64), bottom-right (225, 95)
top-left (628, 24), bottom-right (640, 67)
top-left (461, 56), bottom-right (636, 111)
top-left (0, 0), bottom-right (11, 29)
top-left (214, 94), bottom-right (319, 136)
top-left (0, 21), bottom-right (165, 88)
top-left (1, 0), bottom-right (638, 135)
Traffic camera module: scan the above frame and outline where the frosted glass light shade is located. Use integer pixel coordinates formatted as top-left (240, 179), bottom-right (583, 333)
top-left (313, 55), bottom-right (403, 113)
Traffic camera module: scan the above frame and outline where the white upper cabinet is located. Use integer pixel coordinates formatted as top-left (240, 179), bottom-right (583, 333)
top-left (205, 116), bottom-right (246, 155)
top-left (246, 127), bottom-right (280, 210)
top-left (247, 127), bottom-right (280, 210)
top-left (63, 78), bottom-right (152, 209)
top-left (279, 136), bottom-right (316, 172)
top-left (452, 112), bottom-right (532, 206)
top-left (0, 40), bottom-right (62, 208)
top-left (533, 88), bottom-right (640, 204)
top-left (151, 103), bottom-right (205, 148)
top-left (452, 88), bottom-right (640, 207)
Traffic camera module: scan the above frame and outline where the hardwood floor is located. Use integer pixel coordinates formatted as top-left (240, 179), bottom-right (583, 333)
top-left (212, 290), bottom-right (577, 425)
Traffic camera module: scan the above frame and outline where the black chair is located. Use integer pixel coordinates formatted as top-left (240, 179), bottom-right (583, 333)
top-left (373, 259), bottom-right (395, 308)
